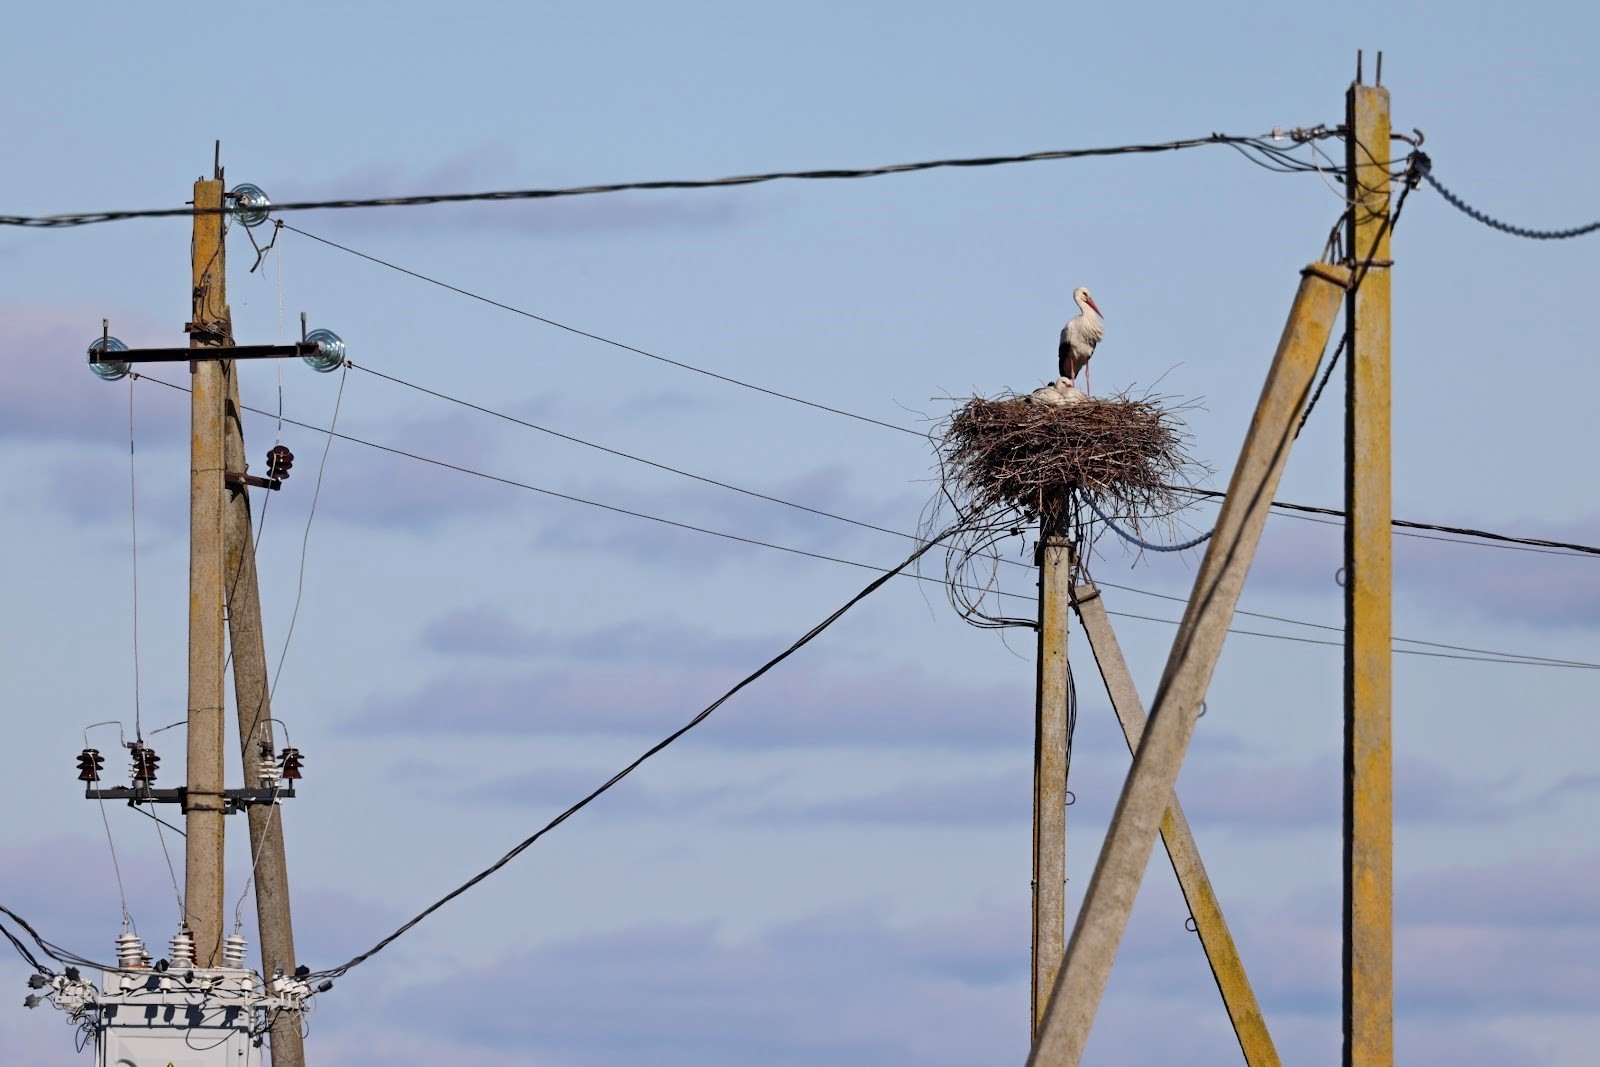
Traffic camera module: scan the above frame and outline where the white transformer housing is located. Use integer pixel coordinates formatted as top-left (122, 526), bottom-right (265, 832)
top-left (92, 968), bottom-right (265, 1067)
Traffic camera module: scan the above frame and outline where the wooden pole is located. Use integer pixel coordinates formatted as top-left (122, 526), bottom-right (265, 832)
top-left (1344, 67), bottom-right (1394, 1067)
top-left (223, 380), bottom-right (307, 1067)
top-left (185, 174), bottom-right (229, 967)
top-left (1028, 262), bottom-right (1349, 1066)
top-left (1072, 583), bottom-right (1281, 1067)
top-left (1031, 511), bottom-right (1073, 1037)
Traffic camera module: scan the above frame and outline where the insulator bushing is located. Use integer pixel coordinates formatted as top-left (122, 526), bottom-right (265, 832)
top-left (222, 933), bottom-right (248, 969)
top-left (278, 747), bottom-right (303, 780)
top-left (77, 748), bottom-right (105, 782)
top-left (169, 928), bottom-right (196, 968)
top-left (130, 745), bottom-right (160, 783)
top-left (115, 931), bottom-right (147, 969)
top-left (258, 757), bottom-right (281, 786)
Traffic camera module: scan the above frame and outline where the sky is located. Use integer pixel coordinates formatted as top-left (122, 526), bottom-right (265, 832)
top-left (2, 2), bottom-right (1598, 1065)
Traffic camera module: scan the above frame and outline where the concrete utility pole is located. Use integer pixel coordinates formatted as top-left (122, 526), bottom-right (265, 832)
top-left (224, 375), bottom-right (307, 1067)
top-left (1343, 54), bottom-right (1394, 1067)
top-left (1072, 584), bottom-right (1280, 1067)
top-left (1028, 261), bottom-right (1349, 1066)
top-left (1031, 511), bottom-right (1073, 1037)
top-left (186, 172), bottom-right (230, 969)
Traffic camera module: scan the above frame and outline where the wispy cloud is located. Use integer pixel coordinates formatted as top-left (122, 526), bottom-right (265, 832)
top-left (354, 661), bottom-right (1032, 750)
top-left (362, 906), bottom-right (1026, 1067)
top-left (420, 608), bottom-right (776, 666)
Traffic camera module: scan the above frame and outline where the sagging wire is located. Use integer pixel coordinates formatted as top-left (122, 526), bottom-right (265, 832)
top-left (3, 129), bottom-right (1355, 229)
top-left (231, 720), bottom-right (293, 933)
top-left (129, 368), bottom-right (1600, 668)
top-left (127, 378), bottom-right (144, 743)
top-left (82, 723), bottom-right (134, 935)
top-left (303, 518), bottom-right (971, 981)
top-left (1417, 155), bottom-right (1599, 240)
top-left (258, 362), bottom-right (348, 736)
top-left (144, 718), bottom-right (188, 918)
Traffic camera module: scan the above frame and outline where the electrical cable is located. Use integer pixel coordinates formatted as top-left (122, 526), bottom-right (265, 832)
top-left (348, 361), bottom-right (915, 539)
top-left (1092, 579), bottom-right (1600, 669)
top-left (1417, 157), bottom-right (1600, 240)
top-left (1083, 494), bottom-right (1214, 553)
top-left (259, 364), bottom-right (347, 742)
top-left (127, 378), bottom-right (144, 743)
top-left (306, 520), bottom-right (963, 980)
top-left (130, 371), bottom-right (1600, 671)
top-left (285, 225), bottom-right (920, 436)
top-left (1179, 487), bottom-right (1600, 557)
top-left (283, 200), bottom-right (1599, 564)
top-left (3, 131), bottom-right (1322, 229)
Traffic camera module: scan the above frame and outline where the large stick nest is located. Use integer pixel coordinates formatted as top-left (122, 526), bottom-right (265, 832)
top-left (924, 390), bottom-right (1209, 629)
top-left (940, 393), bottom-right (1194, 521)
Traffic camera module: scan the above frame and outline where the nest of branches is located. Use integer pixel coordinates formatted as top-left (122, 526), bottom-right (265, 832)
top-left (923, 390), bottom-right (1209, 629)
top-left (940, 393), bottom-right (1193, 521)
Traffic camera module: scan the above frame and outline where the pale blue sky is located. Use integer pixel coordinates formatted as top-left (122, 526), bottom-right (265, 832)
top-left (3, 2), bottom-right (1598, 1065)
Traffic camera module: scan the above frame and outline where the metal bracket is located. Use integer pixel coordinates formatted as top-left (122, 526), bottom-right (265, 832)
top-left (85, 784), bottom-right (295, 812)
top-left (225, 471), bottom-right (282, 492)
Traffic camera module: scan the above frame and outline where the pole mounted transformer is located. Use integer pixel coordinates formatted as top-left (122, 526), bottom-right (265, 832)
top-left (27, 158), bottom-right (341, 1066)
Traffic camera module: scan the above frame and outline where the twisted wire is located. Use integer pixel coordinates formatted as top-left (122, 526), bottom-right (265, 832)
top-left (1418, 158), bottom-right (1600, 239)
top-left (3, 132), bottom-right (1307, 229)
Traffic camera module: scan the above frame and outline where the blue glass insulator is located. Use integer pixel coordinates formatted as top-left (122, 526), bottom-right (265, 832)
top-left (229, 183), bottom-right (272, 228)
top-left (87, 335), bottom-right (130, 381)
top-left (303, 328), bottom-right (345, 373)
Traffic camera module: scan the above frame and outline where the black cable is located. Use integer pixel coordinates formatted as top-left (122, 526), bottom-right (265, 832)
top-left (348, 362), bottom-right (917, 535)
top-left (1179, 487), bottom-right (1600, 557)
top-left (1296, 328), bottom-right (1347, 439)
top-left (288, 227), bottom-right (920, 435)
top-left (291, 197), bottom-right (1596, 563)
top-left (134, 371), bottom-right (1600, 669)
top-left (1417, 157), bottom-right (1600, 240)
top-left (350, 354), bottom-right (1600, 566)
top-left (2, 132), bottom-right (1303, 229)
top-left (1094, 579), bottom-right (1600, 670)
top-left (307, 521), bottom-right (961, 980)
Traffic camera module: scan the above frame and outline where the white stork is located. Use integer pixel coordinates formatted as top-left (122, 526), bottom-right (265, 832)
top-left (1058, 287), bottom-right (1104, 394)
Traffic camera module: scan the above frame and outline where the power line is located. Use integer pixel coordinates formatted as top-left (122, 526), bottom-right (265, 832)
top-left (1416, 155), bottom-right (1600, 240)
top-left (2, 132), bottom-right (1318, 229)
top-left (294, 225), bottom-right (919, 435)
top-left (348, 361), bottom-right (913, 537)
top-left (282, 221), bottom-right (1600, 564)
top-left (134, 373), bottom-right (1600, 673)
top-left (287, 225), bottom-right (921, 435)
top-left (305, 522), bottom-right (959, 980)
top-left (1093, 579), bottom-right (1600, 670)
top-left (1180, 487), bottom-right (1600, 558)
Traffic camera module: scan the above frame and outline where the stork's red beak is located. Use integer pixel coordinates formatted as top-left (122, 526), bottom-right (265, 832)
top-left (1085, 296), bottom-right (1102, 318)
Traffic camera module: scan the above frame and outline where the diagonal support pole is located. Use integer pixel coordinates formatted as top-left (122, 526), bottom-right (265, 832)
top-left (1072, 583), bottom-right (1280, 1067)
top-left (1028, 262), bottom-right (1349, 1066)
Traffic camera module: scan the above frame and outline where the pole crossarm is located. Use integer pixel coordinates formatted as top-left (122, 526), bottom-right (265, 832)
top-left (1028, 262), bottom-right (1349, 1067)
top-left (1071, 583), bottom-right (1281, 1067)
top-left (89, 341), bottom-right (323, 365)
